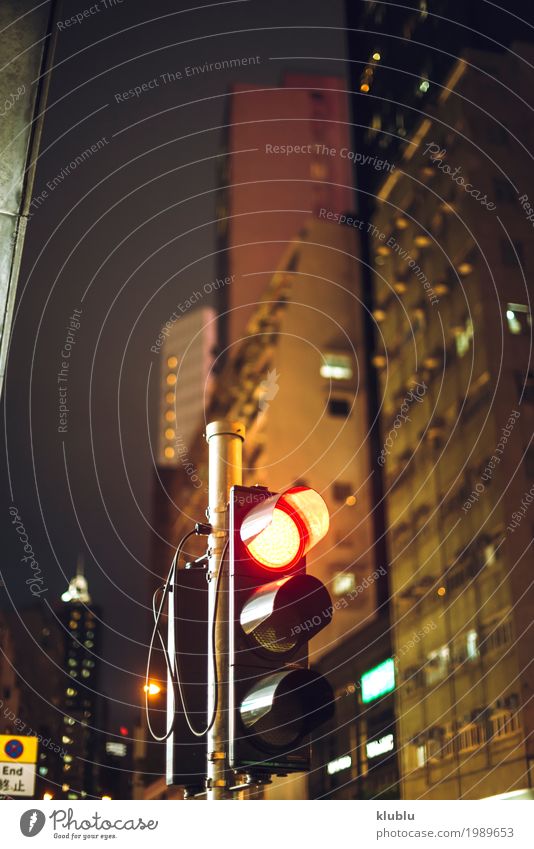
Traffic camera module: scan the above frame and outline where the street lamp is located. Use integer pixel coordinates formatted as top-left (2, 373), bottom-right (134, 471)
top-left (143, 682), bottom-right (161, 696)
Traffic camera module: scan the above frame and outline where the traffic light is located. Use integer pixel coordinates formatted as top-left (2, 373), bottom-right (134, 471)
top-left (229, 485), bottom-right (335, 776)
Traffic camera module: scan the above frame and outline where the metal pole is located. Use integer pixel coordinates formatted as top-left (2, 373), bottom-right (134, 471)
top-left (205, 420), bottom-right (245, 800)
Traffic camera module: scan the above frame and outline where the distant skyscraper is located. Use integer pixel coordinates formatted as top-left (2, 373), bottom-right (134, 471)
top-left (59, 556), bottom-right (102, 800)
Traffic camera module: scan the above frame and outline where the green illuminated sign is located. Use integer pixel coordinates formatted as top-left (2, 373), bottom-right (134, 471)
top-left (361, 658), bottom-right (395, 703)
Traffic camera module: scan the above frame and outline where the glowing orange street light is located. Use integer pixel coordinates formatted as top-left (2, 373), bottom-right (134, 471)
top-left (43, 792), bottom-right (53, 800)
top-left (143, 682), bottom-right (161, 696)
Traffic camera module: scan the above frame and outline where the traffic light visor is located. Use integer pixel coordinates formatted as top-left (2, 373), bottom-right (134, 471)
top-left (240, 486), bottom-right (329, 570)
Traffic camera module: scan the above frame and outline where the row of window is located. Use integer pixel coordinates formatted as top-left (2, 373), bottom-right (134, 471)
top-left (401, 617), bottom-right (513, 693)
top-left (410, 708), bottom-right (522, 769)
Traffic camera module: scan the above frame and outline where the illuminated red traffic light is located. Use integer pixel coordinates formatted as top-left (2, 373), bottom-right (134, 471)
top-left (240, 486), bottom-right (329, 570)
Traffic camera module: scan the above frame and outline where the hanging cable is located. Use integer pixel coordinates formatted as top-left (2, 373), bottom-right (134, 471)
top-left (145, 530), bottom-right (228, 741)
top-left (145, 530), bottom-right (196, 742)
top-left (174, 539), bottom-right (228, 737)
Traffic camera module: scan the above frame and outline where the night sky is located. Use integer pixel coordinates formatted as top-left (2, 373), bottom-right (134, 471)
top-left (1, 0), bottom-right (348, 728)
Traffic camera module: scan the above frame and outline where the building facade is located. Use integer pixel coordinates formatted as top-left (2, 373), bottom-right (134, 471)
top-left (369, 46), bottom-right (534, 799)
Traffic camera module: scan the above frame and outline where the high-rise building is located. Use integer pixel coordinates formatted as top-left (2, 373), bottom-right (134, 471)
top-left (216, 73), bottom-right (354, 347)
top-left (346, 0), bottom-right (534, 207)
top-left (156, 307), bottom-right (216, 468)
top-left (58, 557), bottom-right (102, 799)
top-left (369, 45), bottom-right (534, 798)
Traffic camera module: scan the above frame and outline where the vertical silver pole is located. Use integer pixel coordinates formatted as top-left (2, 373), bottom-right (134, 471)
top-left (205, 420), bottom-right (245, 800)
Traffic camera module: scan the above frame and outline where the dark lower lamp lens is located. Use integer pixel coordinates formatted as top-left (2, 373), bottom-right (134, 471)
top-left (240, 668), bottom-right (334, 750)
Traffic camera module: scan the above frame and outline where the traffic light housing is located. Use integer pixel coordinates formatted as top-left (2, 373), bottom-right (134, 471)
top-left (229, 485), bottom-right (335, 776)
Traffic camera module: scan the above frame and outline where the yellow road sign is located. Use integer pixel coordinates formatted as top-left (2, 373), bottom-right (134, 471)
top-left (0, 735), bottom-right (38, 764)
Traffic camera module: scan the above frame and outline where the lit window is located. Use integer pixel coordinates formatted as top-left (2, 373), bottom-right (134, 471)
top-left (164, 447), bottom-right (175, 459)
top-left (506, 303), bottom-right (531, 335)
top-left (455, 318), bottom-right (473, 357)
top-left (416, 744), bottom-right (426, 768)
top-left (106, 742), bottom-right (127, 757)
top-left (62, 736), bottom-right (72, 745)
top-left (81, 669), bottom-right (91, 678)
top-left (360, 83), bottom-right (370, 93)
top-left (39, 767), bottom-right (48, 776)
top-left (414, 235), bottom-right (431, 247)
top-left (167, 356), bottom-right (178, 368)
top-left (458, 262), bottom-right (473, 276)
top-left (321, 353), bottom-right (353, 380)
top-left (332, 572), bottom-right (356, 597)
top-left (63, 755), bottom-right (73, 763)
top-left (166, 373), bottom-right (177, 386)
top-left (68, 620), bottom-right (77, 630)
top-left (165, 410), bottom-right (176, 422)
top-left (483, 542), bottom-right (497, 565)
top-left (426, 646), bottom-right (449, 684)
top-left (466, 630), bottom-right (479, 660)
top-left (419, 79), bottom-right (430, 93)
top-left (310, 162), bottom-right (328, 180)
top-left (165, 392), bottom-right (175, 404)
top-left (372, 51), bottom-right (381, 61)
top-left (65, 688), bottom-right (76, 697)
top-left (68, 659), bottom-right (77, 667)
top-left (84, 640), bottom-right (93, 648)
top-left (165, 428), bottom-right (175, 440)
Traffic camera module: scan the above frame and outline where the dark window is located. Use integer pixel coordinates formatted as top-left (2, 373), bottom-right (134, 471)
top-left (487, 124), bottom-right (508, 145)
top-left (493, 178), bottom-right (516, 203)
top-left (525, 446), bottom-right (534, 479)
top-left (328, 398), bottom-right (350, 417)
top-left (500, 239), bottom-right (524, 267)
top-left (332, 481), bottom-right (353, 502)
top-left (516, 371), bottom-right (534, 402)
